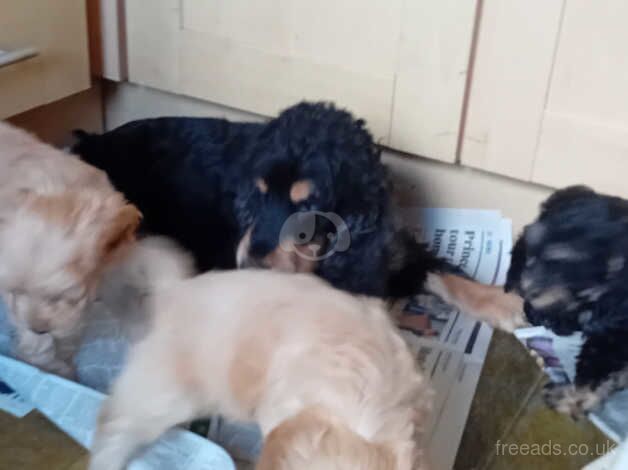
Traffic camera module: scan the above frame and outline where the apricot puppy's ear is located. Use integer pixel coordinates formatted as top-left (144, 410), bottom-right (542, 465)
top-left (99, 204), bottom-right (142, 263)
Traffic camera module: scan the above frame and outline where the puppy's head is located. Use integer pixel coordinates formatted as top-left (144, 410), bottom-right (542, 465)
top-left (235, 102), bottom-right (377, 272)
top-left (257, 407), bottom-right (419, 470)
top-left (235, 160), bottom-right (328, 274)
top-left (0, 190), bottom-right (141, 336)
top-left (506, 185), bottom-right (628, 335)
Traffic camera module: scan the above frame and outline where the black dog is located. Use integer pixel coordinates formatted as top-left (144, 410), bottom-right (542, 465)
top-left (74, 102), bottom-right (522, 326)
top-left (507, 185), bottom-right (628, 417)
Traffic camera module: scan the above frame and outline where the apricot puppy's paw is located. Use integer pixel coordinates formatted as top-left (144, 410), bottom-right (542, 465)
top-left (487, 291), bottom-right (527, 332)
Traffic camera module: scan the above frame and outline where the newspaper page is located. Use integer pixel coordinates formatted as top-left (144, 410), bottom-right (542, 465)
top-left (396, 207), bottom-right (513, 470)
top-left (0, 354), bottom-right (235, 470)
top-left (0, 377), bottom-right (34, 418)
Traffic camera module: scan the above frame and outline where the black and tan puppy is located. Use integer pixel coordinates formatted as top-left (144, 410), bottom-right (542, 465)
top-left (73, 102), bottom-right (523, 330)
top-left (507, 185), bottom-right (628, 417)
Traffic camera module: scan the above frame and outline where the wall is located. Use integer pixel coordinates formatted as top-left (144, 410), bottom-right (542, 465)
top-left (103, 81), bottom-right (552, 235)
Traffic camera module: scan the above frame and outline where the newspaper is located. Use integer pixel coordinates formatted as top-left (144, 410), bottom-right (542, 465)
top-left (514, 325), bottom-right (628, 444)
top-left (0, 354), bottom-right (235, 470)
top-left (396, 207), bottom-right (513, 470)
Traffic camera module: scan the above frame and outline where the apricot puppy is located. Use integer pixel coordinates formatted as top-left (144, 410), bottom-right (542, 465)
top-left (90, 270), bottom-right (432, 470)
top-left (0, 122), bottom-right (140, 377)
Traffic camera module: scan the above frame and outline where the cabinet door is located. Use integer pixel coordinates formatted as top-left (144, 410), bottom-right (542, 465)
top-left (126, 0), bottom-right (401, 139)
top-left (0, 0), bottom-right (90, 119)
top-left (460, 0), bottom-right (564, 181)
top-left (390, 0), bottom-right (476, 162)
top-left (532, 0), bottom-right (628, 197)
top-left (125, 0), bottom-right (477, 158)
top-left (462, 0), bottom-right (628, 198)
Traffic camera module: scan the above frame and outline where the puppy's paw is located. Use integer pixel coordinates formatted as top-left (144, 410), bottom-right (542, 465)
top-left (527, 348), bottom-right (546, 370)
top-left (425, 274), bottom-right (527, 332)
top-left (543, 383), bottom-right (600, 420)
top-left (484, 291), bottom-right (527, 333)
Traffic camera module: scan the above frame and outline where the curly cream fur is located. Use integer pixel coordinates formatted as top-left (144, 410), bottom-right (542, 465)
top-left (89, 269), bottom-right (432, 470)
top-left (0, 122), bottom-right (140, 377)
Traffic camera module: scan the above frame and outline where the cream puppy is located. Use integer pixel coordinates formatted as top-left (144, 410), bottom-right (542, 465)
top-left (93, 236), bottom-right (196, 342)
top-left (0, 122), bottom-right (141, 377)
top-left (90, 270), bottom-right (432, 470)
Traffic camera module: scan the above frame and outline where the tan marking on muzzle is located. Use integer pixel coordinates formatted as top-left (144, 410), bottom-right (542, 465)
top-left (256, 178), bottom-right (268, 194)
top-left (289, 180), bottom-right (312, 203)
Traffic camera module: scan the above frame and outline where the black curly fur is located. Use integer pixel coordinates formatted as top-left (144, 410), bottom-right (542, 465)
top-left (506, 185), bottom-right (628, 411)
top-left (73, 101), bottom-right (447, 297)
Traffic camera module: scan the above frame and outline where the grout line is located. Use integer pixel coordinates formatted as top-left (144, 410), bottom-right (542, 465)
top-left (455, 0), bottom-right (484, 165)
top-left (179, 0), bottom-right (185, 30)
top-left (387, 0), bottom-right (408, 146)
top-left (529, 0), bottom-right (567, 181)
top-left (388, 73), bottom-right (399, 146)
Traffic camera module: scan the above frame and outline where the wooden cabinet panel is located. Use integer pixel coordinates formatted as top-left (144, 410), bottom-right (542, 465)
top-left (176, 30), bottom-right (394, 140)
top-left (532, 0), bottom-right (628, 196)
top-left (182, 0), bottom-right (401, 78)
top-left (460, 0), bottom-right (564, 180)
top-left (533, 111), bottom-right (628, 197)
top-left (390, 0), bottom-right (476, 162)
top-left (0, 0), bottom-right (90, 119)
top-left (127, 0), bottom-right (400, 140)
top-left (126, 0), bottom-right (477, 158)
top-left (462, 0), bottom-right (628, 198)
top-left (87, 0), bottom-right (128, 81)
